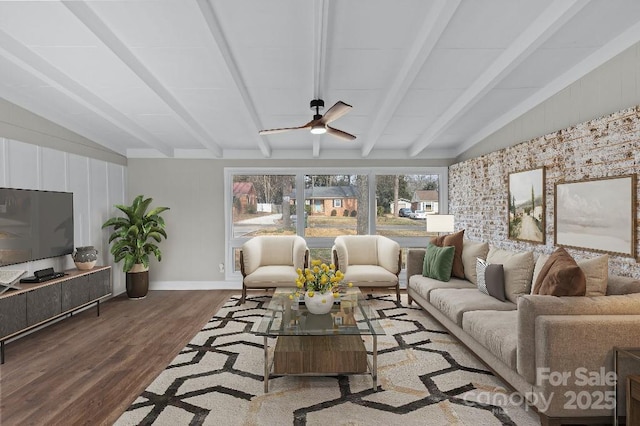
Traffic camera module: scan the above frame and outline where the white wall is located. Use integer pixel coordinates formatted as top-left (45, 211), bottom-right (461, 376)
top-left (0, 137), bottom-right (128, 295)
top-left (458, 41), bottom-right (640, 161)
top-left (127, 158), bottom-right (446, 289)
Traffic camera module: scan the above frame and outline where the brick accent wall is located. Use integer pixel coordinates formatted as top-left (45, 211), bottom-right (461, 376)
top-left (449, 105), bottom-right (640, 278)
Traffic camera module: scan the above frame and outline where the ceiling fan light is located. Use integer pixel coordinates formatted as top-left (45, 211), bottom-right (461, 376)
top-left (310, 124), bottom-right (327, 135)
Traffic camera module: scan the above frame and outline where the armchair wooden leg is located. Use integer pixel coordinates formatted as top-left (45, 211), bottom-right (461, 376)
top-left (396, 285), bottom-right (400, 304)
top-left (241, 284), bottom-right (246, 304)
top-left (407, 294), bottom-right (413, 305)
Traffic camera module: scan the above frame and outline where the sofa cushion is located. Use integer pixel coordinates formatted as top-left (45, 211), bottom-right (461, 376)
top-left (408, 275), bottom-right (475, 302)
top-left (533, 253), bottom-right (609, 297)
top-left (533, 247), bottom-right (586, 297)
top-left (607, 275), bottom-right (640, 295)
top-left (577, 255), bottom-right (608, 296)
top-left (462, 240), bottom-right (490, 285)
top-left (343, 265), bottom-right (398, 287)
top-left (531, 253), bottom-right (550, 292)
top-left (422, 244), bottom-right (455, 282)
top-left (463, 310), bottom-right (518, 369)
top-left (259, 236), bottom-right (296, 266)
top-left (476, 259), bottom-right (506, 302)
top-left (487, 246), bottom-right (535, 303)
top-left (344, 236), bottom-right (379, 265)
top-left (429, 288), bottom-right (516, 326)
top-left (431, 229), bottom-right (465, 279)
top-left (243, 265), bottom-right (299, 286)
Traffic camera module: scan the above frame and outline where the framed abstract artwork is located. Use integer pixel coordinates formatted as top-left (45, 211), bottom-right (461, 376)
top-left (508, 167), bottom-right (545, 244)
top-left (554, 174), bottom-right (636, 257)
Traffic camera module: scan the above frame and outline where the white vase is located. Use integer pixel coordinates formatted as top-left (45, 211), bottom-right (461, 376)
top-left (304, 290), bottom-right (334, 314)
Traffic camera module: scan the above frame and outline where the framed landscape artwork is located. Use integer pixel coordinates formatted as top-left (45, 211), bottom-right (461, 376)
top-left (555, 174), bottom-right (636, 257)
top-left (508, 167), bottom-right (545, 243)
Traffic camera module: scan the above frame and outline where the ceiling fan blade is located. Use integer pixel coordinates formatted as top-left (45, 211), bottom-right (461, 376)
top-left (259, 121), bottom-right (313, 135)
top-left (321, 101), bottom-right (352, 124)
top-left (326, 126), bottom-right (356, 141)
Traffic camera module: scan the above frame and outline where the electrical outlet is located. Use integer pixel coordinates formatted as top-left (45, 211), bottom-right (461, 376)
top-left (218, 263), bottom-right (225, 273)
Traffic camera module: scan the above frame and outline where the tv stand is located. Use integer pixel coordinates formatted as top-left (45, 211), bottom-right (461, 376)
top-left (0, 266), bottom-right (112, 364)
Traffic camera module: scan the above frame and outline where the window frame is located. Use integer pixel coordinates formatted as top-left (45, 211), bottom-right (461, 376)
top-left (224, 167), bottom-right (449, 281)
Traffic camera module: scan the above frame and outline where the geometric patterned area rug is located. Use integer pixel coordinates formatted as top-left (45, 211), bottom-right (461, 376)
top-left (115, 294), bottom-right (540, 426)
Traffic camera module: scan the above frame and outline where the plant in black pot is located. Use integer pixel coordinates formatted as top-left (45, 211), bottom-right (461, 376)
top-left (102, 195), bottom-right (169, 299)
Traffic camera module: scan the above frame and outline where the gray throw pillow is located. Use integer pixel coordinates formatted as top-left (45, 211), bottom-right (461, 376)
top-left (476, 258), bottom-right (506, 302)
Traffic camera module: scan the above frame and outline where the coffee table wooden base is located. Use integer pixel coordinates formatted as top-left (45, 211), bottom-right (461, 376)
top-left (274, 335), bottom-right (367, 374)
top-left (263, 334), bottom-right (378, 392)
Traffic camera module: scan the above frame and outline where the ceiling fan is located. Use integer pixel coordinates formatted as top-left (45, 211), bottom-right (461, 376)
top-left (259, 99), bottom-right (356, 141)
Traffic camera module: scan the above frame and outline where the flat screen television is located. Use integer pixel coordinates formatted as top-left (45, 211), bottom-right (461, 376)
top-left (0, 188), bottom-right (74, 267)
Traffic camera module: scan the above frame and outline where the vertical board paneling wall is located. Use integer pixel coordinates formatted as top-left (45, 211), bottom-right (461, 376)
top-left (0, 138), bottom-right (127, 295)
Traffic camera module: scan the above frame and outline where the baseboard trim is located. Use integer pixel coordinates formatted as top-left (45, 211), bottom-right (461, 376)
top-left (150, 281), bottom-right (242, 290)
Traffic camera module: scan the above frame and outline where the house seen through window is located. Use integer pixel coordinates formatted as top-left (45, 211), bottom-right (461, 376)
top-left (227, 169), bottom-right (447, 275)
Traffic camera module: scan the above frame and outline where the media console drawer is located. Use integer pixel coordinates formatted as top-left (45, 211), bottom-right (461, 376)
top-left (0, 266), bottom-right (112, 363)
top-left (27, 284), bottom-right (62, 326)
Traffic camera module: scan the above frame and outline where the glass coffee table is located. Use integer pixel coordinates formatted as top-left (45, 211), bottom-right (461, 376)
top-left (254, 287), bottom-right (385, 393)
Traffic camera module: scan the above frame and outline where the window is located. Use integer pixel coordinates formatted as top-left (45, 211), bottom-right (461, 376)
top-left (303, 174), bottom-right (367, 238)
top-left (225, 167), bottom-right (447, 279)
top-left (231, 174), bottom-right (296, 240)
top-left (375, 174), bottom-right (440, 238)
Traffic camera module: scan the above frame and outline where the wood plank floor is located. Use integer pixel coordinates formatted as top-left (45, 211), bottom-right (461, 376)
top-left (0, 290), bottom-right (233, 426)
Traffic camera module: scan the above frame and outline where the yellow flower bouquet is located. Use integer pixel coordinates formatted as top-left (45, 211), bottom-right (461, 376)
top-left (292, 259), bottom-right (352, 313)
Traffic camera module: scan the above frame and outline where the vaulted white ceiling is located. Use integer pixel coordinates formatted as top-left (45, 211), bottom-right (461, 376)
top-left (1, 0), bottom-right (640, 160)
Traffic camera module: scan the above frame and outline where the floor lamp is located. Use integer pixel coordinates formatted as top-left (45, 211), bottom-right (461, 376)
top-left (426, 214), bottom-right (455, 236)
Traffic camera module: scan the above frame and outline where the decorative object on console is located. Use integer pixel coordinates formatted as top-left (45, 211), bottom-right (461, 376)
top-left (475, 258), bottom-right (506, 301)
top-left (508, 167), bottom-right (545, 244)
top-left (555, 174), bottom-right (636, 257)
top-left (72, 246), bottom-right (98, 270)
top-left (102, 195), bottom-right (170, 299)
top-left (532, 247), bottom-right (586, 296)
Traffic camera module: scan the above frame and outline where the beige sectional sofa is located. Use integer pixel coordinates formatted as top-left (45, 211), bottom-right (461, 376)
top-left (407, 240), bottom-right (640, 426)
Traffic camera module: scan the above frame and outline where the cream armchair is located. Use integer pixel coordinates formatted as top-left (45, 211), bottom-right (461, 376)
top-left (239, 235), bottom-right (309, 303)
top-left (332, 235), bottom-right (401, 302)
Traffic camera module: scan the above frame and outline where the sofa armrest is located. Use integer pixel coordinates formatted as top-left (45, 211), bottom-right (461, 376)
top-left (377, 237), bottom-right (400, 275)
top-left (532, 315), bottom-right (640, 417)
top-left (406, 249), bottom-right (425, 282)
top-left (517, 293), bottom-right (640, 384)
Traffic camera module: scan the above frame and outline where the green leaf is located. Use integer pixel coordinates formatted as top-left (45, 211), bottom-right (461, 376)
top-left (123, 256), bottom-right (135, 273)
top-left (148, 231), bottom-right (163, 242)
top-left (147, 206), bottom-right (169, 217)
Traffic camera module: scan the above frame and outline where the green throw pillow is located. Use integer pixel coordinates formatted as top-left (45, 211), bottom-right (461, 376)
top-left (422, 243), bottom-right (455, 282)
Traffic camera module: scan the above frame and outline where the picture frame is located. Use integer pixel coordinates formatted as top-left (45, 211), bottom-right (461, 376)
top-left (554, 174), bottom-right (636, 257)
top-left (508, 167), bottom-right (546, 244)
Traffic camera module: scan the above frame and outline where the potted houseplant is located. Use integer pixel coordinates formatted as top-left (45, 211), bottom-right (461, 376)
top-left (102, 195), bottom-right (169, 299)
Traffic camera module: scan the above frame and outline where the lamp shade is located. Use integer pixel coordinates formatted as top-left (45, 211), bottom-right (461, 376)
top-left (426, 215), bottom-right (454, 233)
